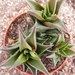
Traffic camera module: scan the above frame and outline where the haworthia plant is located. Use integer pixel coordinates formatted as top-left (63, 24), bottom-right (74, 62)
top-left (1, 21), bottom-right (52, 75)
top-left (26, 0), bottom-right (67, 33)
top-left (46, 34), bottom-right (75, 67)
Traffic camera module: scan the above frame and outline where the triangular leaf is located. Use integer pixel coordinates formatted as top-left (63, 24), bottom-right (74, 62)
top-left (12, 53), bottom-right (27, 68)
top-left (36, 43), bottom-right (52, 55)
top-left (48, 0), bottom-right (57, 14)
top-left (46, 28), bottom-right (60, 34)
top-left (30, 51), bottom-right (38, 59)
top-left (0, 44), bottom-right (19, 55)
top-left (56, 33), bottom-right (65, 44)
top-left (58, 50), bottom-right (67, 57)
top-left (46, 15), bottom-right (57, 21)
top-left (1, 50), bottom-right (20, 67)
top-left (47, 53), bottom-right (57, 58)
top-left (36, 21), bottom-right (50, 32)
top-left (42, 12), bottom-right (47, 19)
top-left (19, 28), bottom-right (32, 52)
top-left (45, 3), bottom-right (51, 17)
top-left (64, 48), bottom-right (75, 56)
top-left (27, 56), bottom-right (50, 75)
top-left (55, 0), bottom-right (64, 14)
top-left (49, 36), bottom-right (58, 44)
top-left (1, 48), bottom-right (19, 55)
top-left (57, 42), bottom-right (68, 49)
top-left (37, 38), bottom-right (46, 44)
top-left (28, 10), bottom-right (44, 21)
top-left (56, 49), bottom-right (67, 57)
top-left (60, 50), bottom-right (67, 57)
top-left (26, 23), bottom-right (36, 51)
top-left (52, 17), bottom-right (67, 33)
top-left (26, 0), bottom-right (44, 10)
top-left (52, 55), bottom-right (60, 67)
top-left (47, 53), bottom-right (60, 67)
top-left (26, 63), bottom-right (37, 75)
top-left (44, 17), bottom-right (67, 33)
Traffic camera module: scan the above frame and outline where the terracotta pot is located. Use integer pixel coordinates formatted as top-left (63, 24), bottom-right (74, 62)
top-left (3, 12), bottom-right (67, 75)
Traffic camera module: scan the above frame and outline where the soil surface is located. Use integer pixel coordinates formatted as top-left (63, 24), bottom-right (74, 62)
top-left (6, 13), bottom-right (32, 44)
top-left (0, 0), bottom-right (75, 75)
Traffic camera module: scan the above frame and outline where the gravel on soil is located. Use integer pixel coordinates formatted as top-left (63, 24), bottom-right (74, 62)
top-left (0, 0), bottom-right (75, 75)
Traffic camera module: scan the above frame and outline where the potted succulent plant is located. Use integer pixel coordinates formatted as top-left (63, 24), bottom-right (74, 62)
top-left (0, 0), bottom-right (75, 75)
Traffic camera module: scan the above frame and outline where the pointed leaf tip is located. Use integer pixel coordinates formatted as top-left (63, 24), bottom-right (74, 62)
top-left (37, 43), bottom-right (52, 55)
top-left (26, 22), bottom-right (37, 51)
top-left (1, 50), bottom-right (20, 68)
top-left (28, 10), bottom-right (44, 21)
top-left (44, 17), bottom-right (68, 33)
top-left (25, 0), bottom-right (44, 10)
top-left (12, 53), bottom-right (27, 68)
top-left (28, 57), bottom-right (50, 75)
top-left (55, 0), bottom-right (64, 14)
top-left (48, 0), bottom-right (57, 14)
top-left (19, 28), bottom-right (32, 51)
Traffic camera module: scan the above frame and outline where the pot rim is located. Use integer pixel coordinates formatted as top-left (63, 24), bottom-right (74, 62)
top-left (3, 12), bottom-right (67, 75)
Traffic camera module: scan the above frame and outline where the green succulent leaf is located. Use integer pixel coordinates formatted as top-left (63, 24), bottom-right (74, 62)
top-left (19, 28), bottom-right (32, 52)
top-left (57, 48), bottom-right (60, 54)
top-left (30, 51), bottom-right (37, 59)
top-left (56, 48), bottom-right (67, 57)
top-left (50, 36), bottom-right (58, 44)
top-left (12, 53), bottom-right (27, 68)
top-left (46, 28), bottom-right (60, 34)
top-left (56, 33), bottom-right (65, 44)
top-left (24, 50), bottom-right (29, 54)
top-left (53, 56), bottom-right (60, 67)
top-left (47, 53), bottom-right (60, 68)
top-left (43, 4), bottom-right (48, 15)
top-left (27, 56), bottom-right (50, 75)
top-left (46, 15), bottom-right (57, 21)
top-left (52, 17), bottom-right (67, 33)
top-left (0, 44), bottom-right (19, 55)
top-left (26, 64), bottom-right (37, 75)
top-left (64, 48), bottom-right (75, 56)
top-left (1, 50), bottom-right (20, 67)
top-left (44, 21), bottom-right (57, 28)
top-left (60, 50), bottom-right (67, 57)
top-left (48, 0), bottom-right (57, 14)
top-left (36, 21), bottom-right (50, 32)
top-left (57, 41), bottom-right (69, 49)
top-left (55, 0), bottom-right (64, 14)
top-left (26, 23), bottom-right (36, 51)
top-left (44, 17), bottom-right (67, 33)
top-left (68, 44), bottom-right (73, 48)
top-left (25, 0), bottom-right (44, 10)
top-left (37, 38), bottom-right (46, 44)
top-left (43, 3), bottom-right (51, 17)
top-left (28, 10), bottom-right (44, 21)
top-left (46, 3), bottom-right (51, 17)
top-left (42, 12), bottom-right (47, 20)
top-left (36, 43), bottom-right (52, 55)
